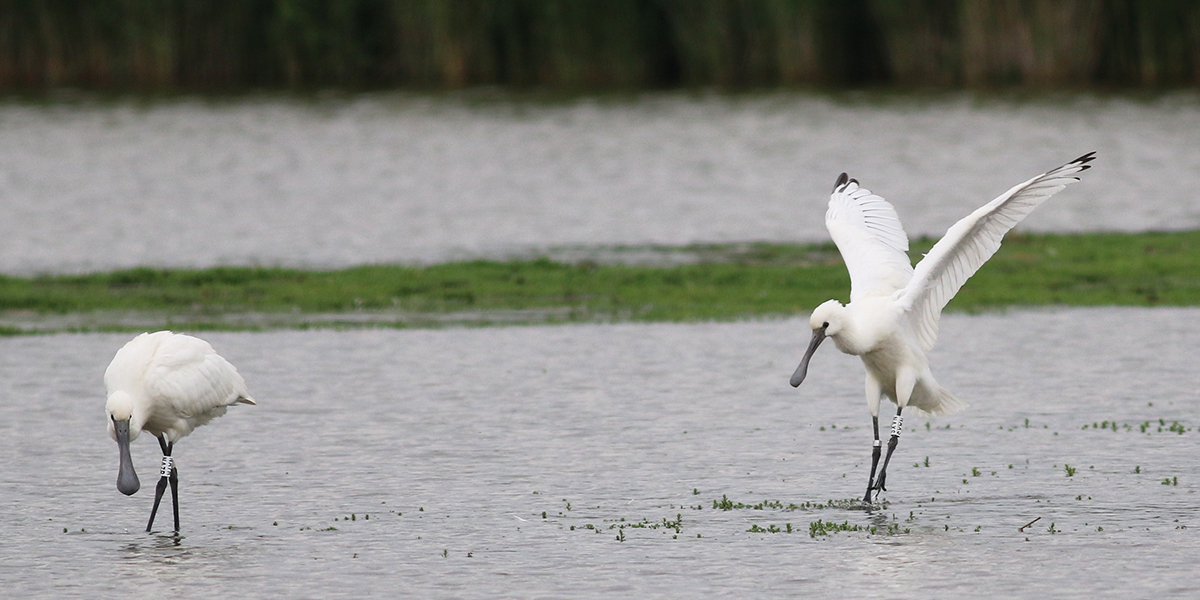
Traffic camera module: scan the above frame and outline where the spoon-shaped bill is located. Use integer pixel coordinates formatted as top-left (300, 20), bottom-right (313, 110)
top-left (114, 419), bottom-right (140, 495)
top-left (790, 327), bottom-right (827, 387)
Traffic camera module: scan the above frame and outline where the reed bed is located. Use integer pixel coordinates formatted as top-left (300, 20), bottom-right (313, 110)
top-left (0, 0), bottom-right (1198, 91)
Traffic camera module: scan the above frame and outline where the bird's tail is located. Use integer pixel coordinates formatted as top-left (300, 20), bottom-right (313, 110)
top-left (907, 383), bottom-right (967, 417)
top-left (235, 395), bottom-right (257, 405)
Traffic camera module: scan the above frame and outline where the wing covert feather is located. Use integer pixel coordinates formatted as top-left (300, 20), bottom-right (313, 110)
top-left (144, 334), bottom-right (252, 416)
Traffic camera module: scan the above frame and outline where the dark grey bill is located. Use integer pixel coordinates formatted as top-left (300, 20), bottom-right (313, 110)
top-left (114, 419), bottom-right (140, 496)
top-left (790, 327), bottom-right (827, 387)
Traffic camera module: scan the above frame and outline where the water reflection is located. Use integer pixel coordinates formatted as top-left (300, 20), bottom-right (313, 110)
top-left (119, 533), bottom-right (185, 562)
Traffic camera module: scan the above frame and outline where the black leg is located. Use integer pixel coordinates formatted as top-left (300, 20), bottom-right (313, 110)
top-left (169, 463), bottom-right (180, 533)
top-left (873, 407), bottom-right (904, 498)
top-left (863, 416), bottom-right (882, 503)
top-left (146, 475), bottom-right (168, 532)
top-left (146, 435), bottom-right (175, 533)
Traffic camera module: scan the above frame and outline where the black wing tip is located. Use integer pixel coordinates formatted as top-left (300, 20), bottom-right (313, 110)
top-left (833, 172), bottom-right (849, 192)
top-left (1073, 151), bottom-right (1097, 165)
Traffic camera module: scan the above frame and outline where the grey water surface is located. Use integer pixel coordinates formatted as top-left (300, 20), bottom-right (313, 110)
top-left (1, 307), bottom-right (1197, 598)
top-left (0, 93), bottom-right (1198, 274)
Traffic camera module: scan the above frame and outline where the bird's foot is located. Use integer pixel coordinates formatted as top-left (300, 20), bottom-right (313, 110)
top-left (873, 472), bottom-right (888, 494)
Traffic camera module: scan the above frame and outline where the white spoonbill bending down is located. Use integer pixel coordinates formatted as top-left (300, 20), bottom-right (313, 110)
top-left (105, 331), bottom-right (255, 532)
top-left (791, 152), bottom-right (1095, 503)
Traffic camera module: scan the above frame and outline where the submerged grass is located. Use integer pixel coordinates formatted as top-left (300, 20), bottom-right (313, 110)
top-left (2, 230), bottom-right (1200, 333)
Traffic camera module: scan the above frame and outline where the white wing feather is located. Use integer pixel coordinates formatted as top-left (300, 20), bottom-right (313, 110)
top-left (825, 175), bottom-right (914, 302)
top-left (899, 152), bottom-right (1095, 352)
top-left (145, 333), bottom-right (254, 414)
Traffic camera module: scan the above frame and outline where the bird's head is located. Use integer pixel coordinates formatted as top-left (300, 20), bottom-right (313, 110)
top-left (791, 300), bottom-right (844, 388)
top-left (809, 299), bottom-right (846, 337)
top-left (106, 391), bottom-right (141, 496)
top-left (106, 391), bottom-right (143, 442)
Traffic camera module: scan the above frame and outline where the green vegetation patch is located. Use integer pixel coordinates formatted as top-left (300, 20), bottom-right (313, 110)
top-left (712, 494), bottom-right (871, 512)
top-left (2, 230), bottom-right (1200, 333)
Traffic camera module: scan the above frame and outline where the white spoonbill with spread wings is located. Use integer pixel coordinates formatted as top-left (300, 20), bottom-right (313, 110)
top-left (790, 152), bottom-right (1094, 503)
top-left (105, 331), bottom-right (255, 532)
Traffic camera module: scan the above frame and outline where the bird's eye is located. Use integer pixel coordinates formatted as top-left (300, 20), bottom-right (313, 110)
top-left (822, 321), bottom-right (829, 328)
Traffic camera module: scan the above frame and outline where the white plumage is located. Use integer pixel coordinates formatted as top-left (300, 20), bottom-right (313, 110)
top-left (104, 330), bottom-right (254, 531)
top-left (792, 152), bottom-right (1094, 502)
top-left (105, 331), bottom-right (254, 443)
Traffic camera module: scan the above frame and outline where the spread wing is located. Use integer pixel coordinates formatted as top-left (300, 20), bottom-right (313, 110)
top-left (825, 173), bottom-right (914, 302)
top-left (899, 152), bottom-right (1096, 352)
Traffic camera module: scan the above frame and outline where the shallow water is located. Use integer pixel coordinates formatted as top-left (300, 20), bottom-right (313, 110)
top-left (1, 307), bottom-right (1197, 598)
top-left (1, 93), bottom-right (1198, 274)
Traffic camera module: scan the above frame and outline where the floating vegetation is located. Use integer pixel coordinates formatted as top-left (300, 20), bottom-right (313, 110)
top-left (809, 520), bottom-right (863, 537)
top-left (1082, 419), bottom-right (1192, 435)
top-left (808, 520), bottom-right (907, 538)
top-left (712, 495), bottom-right (873, 512)
top-left (1162, 476), bottom-right (1179, 486)
top-left (1064, 464), bottom-right (1077, 477)
top-left (568, 491), bottom-right (896, 542)
top-left (747, 523), bottom-right (794, 534)
top-left (608, 514), bottom-right (684, 535)
top-left (714, 495), bottom-right (790, 511)
top-left (580, 513), bottom-right (689, 542)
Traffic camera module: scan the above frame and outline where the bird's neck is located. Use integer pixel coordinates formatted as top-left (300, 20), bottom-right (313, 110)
top-left (830, 302), bottom-right (887, 355)
top-left (830, 327), bottom-right (871, 356)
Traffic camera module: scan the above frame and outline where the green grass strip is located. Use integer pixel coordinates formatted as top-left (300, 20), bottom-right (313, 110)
top-left (1, 230), bottom-right (1198, 332)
